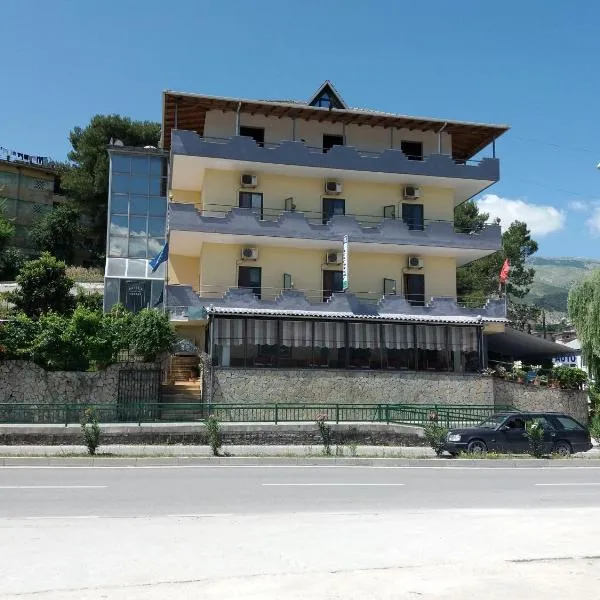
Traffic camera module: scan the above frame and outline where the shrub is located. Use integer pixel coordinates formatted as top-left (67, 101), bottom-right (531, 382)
top-left (128, 309), bottom-right (176, 362)
top-left (589, 415), bottom-right (600, 446)
top-left (316, 414), bottom-right (332, 456)
top-left (0, 247), bottom-right (27, 281)
top-left (205, 415), bottom-right (222, 456)
top-left (81, 407), bottom-right (101, 455)
top-left (526, 419), bottom-right (545, 458)
top-left (552, 366), bottom-right (588, 390)
top-left (424, 421), bottom-right (448, 456)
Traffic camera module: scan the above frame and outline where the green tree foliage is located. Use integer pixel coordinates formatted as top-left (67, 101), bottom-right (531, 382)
top-left (60, 115), bottom-right (160, 262)
top-left (0, 305), bottom-right (173, 371)
top-left (0, 200), bottom-right (15, 253)
top-left (74, 289), bottom-right (104, 311)
top-left (128, 309), bottom-right (176, 362)
top-left (508, 303), bottom-right (541, 333)
top-left (30, 203), bottom-right (83, 264)
top-left (8, 253), bottom-right (75, 318)
top-left (455, 201), bottom-right (538, 304)
top-left (0, 247), bottom-right (27, 281)
top-left (568, 270), bottom-right (600, 381)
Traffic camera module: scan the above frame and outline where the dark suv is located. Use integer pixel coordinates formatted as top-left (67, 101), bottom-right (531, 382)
top-left (444, 412), bottom-right (593, 456)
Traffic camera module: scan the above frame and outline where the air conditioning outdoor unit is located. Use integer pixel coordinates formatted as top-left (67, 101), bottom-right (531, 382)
top-left (241, 247), bottom-right (259, 260)
top-left (241, 173), bottom-right (258, 188)
top-left (326, 250), bottom-right (342, 265)
top-left (403, 185), bottom-right (421, 200)
top-left (325, 180), bottom-right (342, 194)
top-left (407, 256), bottom-right (424, 269)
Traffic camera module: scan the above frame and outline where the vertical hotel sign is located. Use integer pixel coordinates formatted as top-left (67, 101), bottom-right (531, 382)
top-left (342, 234), bottom-right (349, 290)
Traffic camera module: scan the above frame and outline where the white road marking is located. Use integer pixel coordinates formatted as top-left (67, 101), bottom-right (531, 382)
top-left (0, 485), bottom-right (107, 489)
top-left (167, 513), bottom-right (235, 518)
top-left (262, 483), bottom-right (405, 487)
top-left (535, 483), bottom-right (600, 487)
top-left (24, 515), bottom-right (100, 520)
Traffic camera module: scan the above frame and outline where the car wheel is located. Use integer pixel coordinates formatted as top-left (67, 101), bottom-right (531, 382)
top-left (467, 440), bottom-right (487, 455)
top-left (553, 440), bottom-right (572, 457)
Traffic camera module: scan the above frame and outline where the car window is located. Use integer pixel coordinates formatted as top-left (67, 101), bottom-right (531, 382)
top-left (525, 416), bottom-right (553, 430)
top-left (505, 417), bottom-right (526, 430)
top-left (478, 415), bottom-right (507, 429)
top-left (554, 416), bottom-right (585, 431)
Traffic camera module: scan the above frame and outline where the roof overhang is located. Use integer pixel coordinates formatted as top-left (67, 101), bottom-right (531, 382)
top-left (162, 91), bottom-right (509, 161)
top-left (487, 327), bottom-right (581, 361)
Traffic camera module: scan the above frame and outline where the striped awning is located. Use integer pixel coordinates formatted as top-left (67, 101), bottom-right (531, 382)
top-left (247, 319), bottom-right (278, 345)
top-left (348, 322), bottom-right (380, 349)
top-left (281, 320), bottom-right (313, 346)
top-left (314, 321), bottom-right (345, 349)
top-left (213, 318), bottom-right (244, 346)
top-left (382, 324), bottom-right (414, 350)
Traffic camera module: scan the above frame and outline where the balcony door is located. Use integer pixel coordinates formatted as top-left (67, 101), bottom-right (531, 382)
top-left (404, 274), bottom-right (425, 306)
top-left (400, 140), bottom-right (423, 161)
top-left (239, 192), bottom-right (263, 219)
top-left (322, 198), bottom-right (345, 224)
top-left (239, 126), bottom-right (265, 147)
top-left (238, 266), bottom-right (262, 299)
top-left (323, 270), bottom-right (343, 301)
top-left (323, 134), bottom-right (344, 153)
top-left (402, 203), bottom-right (424, 231)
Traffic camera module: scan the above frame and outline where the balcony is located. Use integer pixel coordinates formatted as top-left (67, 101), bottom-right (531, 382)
top-left (166, 286), bottom-right (507, 324)
top-left (169, 203), bottom-right (501, 258)
top-left (171, 129), bottom-right (500, 188)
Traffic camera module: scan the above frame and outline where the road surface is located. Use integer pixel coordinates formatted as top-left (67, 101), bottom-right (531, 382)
top-left (1, 462), bottom-right (600, 599)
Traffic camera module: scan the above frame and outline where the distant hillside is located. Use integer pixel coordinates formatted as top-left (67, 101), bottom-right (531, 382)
top-left (525, 256), bottom-right (600, 319)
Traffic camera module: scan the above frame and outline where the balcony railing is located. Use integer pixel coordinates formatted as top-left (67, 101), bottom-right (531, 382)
top-left (169, 203), bottom-right (502, 251)
top-left (171, 130), bottom-right (500, 182)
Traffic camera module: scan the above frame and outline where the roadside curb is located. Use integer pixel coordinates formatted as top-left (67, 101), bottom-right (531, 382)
top-left (3, 456), bottom-right (600, 468)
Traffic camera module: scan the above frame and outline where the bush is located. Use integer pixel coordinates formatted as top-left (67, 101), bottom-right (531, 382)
top-left (424, 421), bottom-right (448, 456)
top-left (8, 252), bottom-right (74, 317)
top-left (589, 415), bottom-right (600, 446)
top-left (81, 407), bottom-right (101, 455)
top-left (205, 415), bottom-right (222, 456)
top-left (74, 289), bottom-right (103, 311)
top-left (316, 414), bottom-right (332, 456)
top-left (552, 366), bottom-right (588, 390)
top-left (526, 419), bottom-right (545, 458)
top-left (0, 247), bottom-right (27, 281)
top-left (128, 309), bottom-right (176, 362)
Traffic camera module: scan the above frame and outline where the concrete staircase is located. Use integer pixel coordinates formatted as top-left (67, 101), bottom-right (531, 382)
top-left (160, 381), bottom-right (203, 421)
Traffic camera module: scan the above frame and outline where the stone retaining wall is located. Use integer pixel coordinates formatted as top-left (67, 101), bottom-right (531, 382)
top-left (212, 368), bottom-right (494, 405)
top-left (0, 360), bottom-right (159, 405)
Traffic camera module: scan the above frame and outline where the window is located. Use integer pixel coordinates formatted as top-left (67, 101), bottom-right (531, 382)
top-left (401, 141), bottom-right (423, 161)
top-left (323, 270), bottom-right (343, 301)
top-left (322, 198), bottom-right (345, 224)
top-left (239, 126), bottom-right (265, 147)
top-left (383, 278), bottom-right (397, 295)
top-left (315, 93), bottom-right (331, 108)
top-left (323, 134), bottom-right (344, 153)
top-left (383, 205), bottom-right (396, 219)
top-left (553, 416), bottom-right (586, 431)
top-left (283, 273), bottom-right (293, 290)
top-left (402, 203), bottom-right (424, 231)
top-left (404, 274), bottom-right (425, 307)
top-left (238, 266), bottom-right (262, 299)
top-left (239, 192), bottom-right (263, 219)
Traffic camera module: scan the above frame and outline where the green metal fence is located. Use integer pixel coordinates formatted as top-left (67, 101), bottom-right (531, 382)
top-left (0, 402), bottom-right (516, 427)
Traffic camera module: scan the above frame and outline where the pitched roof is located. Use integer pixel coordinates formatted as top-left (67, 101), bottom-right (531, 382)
top-left (307, 80), bottom-right (348, 109)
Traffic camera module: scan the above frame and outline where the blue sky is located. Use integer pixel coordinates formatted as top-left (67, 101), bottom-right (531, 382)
top-left (3, 0), bottom-right (600, 258)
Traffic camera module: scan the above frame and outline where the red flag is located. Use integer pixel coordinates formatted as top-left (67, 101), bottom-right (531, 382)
top-left (499, 258), bottom-right (510, 284)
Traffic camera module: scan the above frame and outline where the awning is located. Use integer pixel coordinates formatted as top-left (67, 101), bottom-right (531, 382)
top-left (486, 327), bottom-right (581, 361)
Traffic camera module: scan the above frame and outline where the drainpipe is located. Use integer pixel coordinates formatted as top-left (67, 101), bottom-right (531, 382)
top-left (292, 117), bottom-right (296, 141)
top-left (235, 102), bottom-right (242, 136)
top-left (437, 122), bottom-right (447, 154)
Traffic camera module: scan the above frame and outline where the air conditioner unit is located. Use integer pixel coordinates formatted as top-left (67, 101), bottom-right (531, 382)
top-left (407, 256), bottom-right (424, 269)
top-left (403, 185), bottom-right (421, 200)
top-left (325, 180), bottom-right (342, 194)
top-left (241, 247), bottom-right (259, 260)
top-left (240, 173), bottom-right (258, 188)
top-left (326, 250), bottom-right (342, 265)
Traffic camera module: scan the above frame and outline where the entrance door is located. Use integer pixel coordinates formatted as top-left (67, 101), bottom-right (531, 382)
top-left (323, 270), bottom-right (343, 301)
top-left (402, 203), bottom-right (424, 231)
top-left (323, 134), bottom-right (344, 153)
top-left (322, 198), bottom-right (345, 224)
top-left (404, 274), bottom-right (425, 306)
top-left (238, 266), bottom-right (262, 299)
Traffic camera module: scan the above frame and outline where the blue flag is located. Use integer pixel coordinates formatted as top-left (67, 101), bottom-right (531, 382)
top-left (149, 242), bottom-right (169, 272)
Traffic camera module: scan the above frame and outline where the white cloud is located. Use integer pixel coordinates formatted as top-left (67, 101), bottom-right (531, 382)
top-left (586, 208), bottom-right (600, 236)
top-left (568, 200), bottom-right (589, 212)
top-left (476, 194), bottom-right (566, 237)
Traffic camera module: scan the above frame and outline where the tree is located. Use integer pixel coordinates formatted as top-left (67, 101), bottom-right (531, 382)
top-left (456, 200), bottom-right (539, 304)
top-left (0, 247), bottom-right (26, 281)
top-left (9, 253), bottom-right (75, 318)
top-left (0, 200), bottom-right (14, 254)
top-left (30, 203), bottom-right (83, 264)
top-left (61, 115), bottom-right (160, 263)
top-left (508, 303), bottom-right (541, 333)
top-left (128, 309), bottom-right (176, 362)
top-left (568, 270), bottom-right (600, 381)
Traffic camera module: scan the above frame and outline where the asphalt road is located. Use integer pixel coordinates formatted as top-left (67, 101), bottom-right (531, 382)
top-left (2, 464), bottom-right (600, 599)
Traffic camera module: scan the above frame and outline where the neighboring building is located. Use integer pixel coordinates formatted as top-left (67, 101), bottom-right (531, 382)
top-left (554, 338), bottom-right (586, 372)
top-left (105, 81), bottom-right (510, 383)
top-left (0, 158), bottom-right (61, 254)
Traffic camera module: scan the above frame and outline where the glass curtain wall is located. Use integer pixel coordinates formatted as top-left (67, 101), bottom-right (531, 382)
top-left (212, 318), bottom-right (481, 372)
